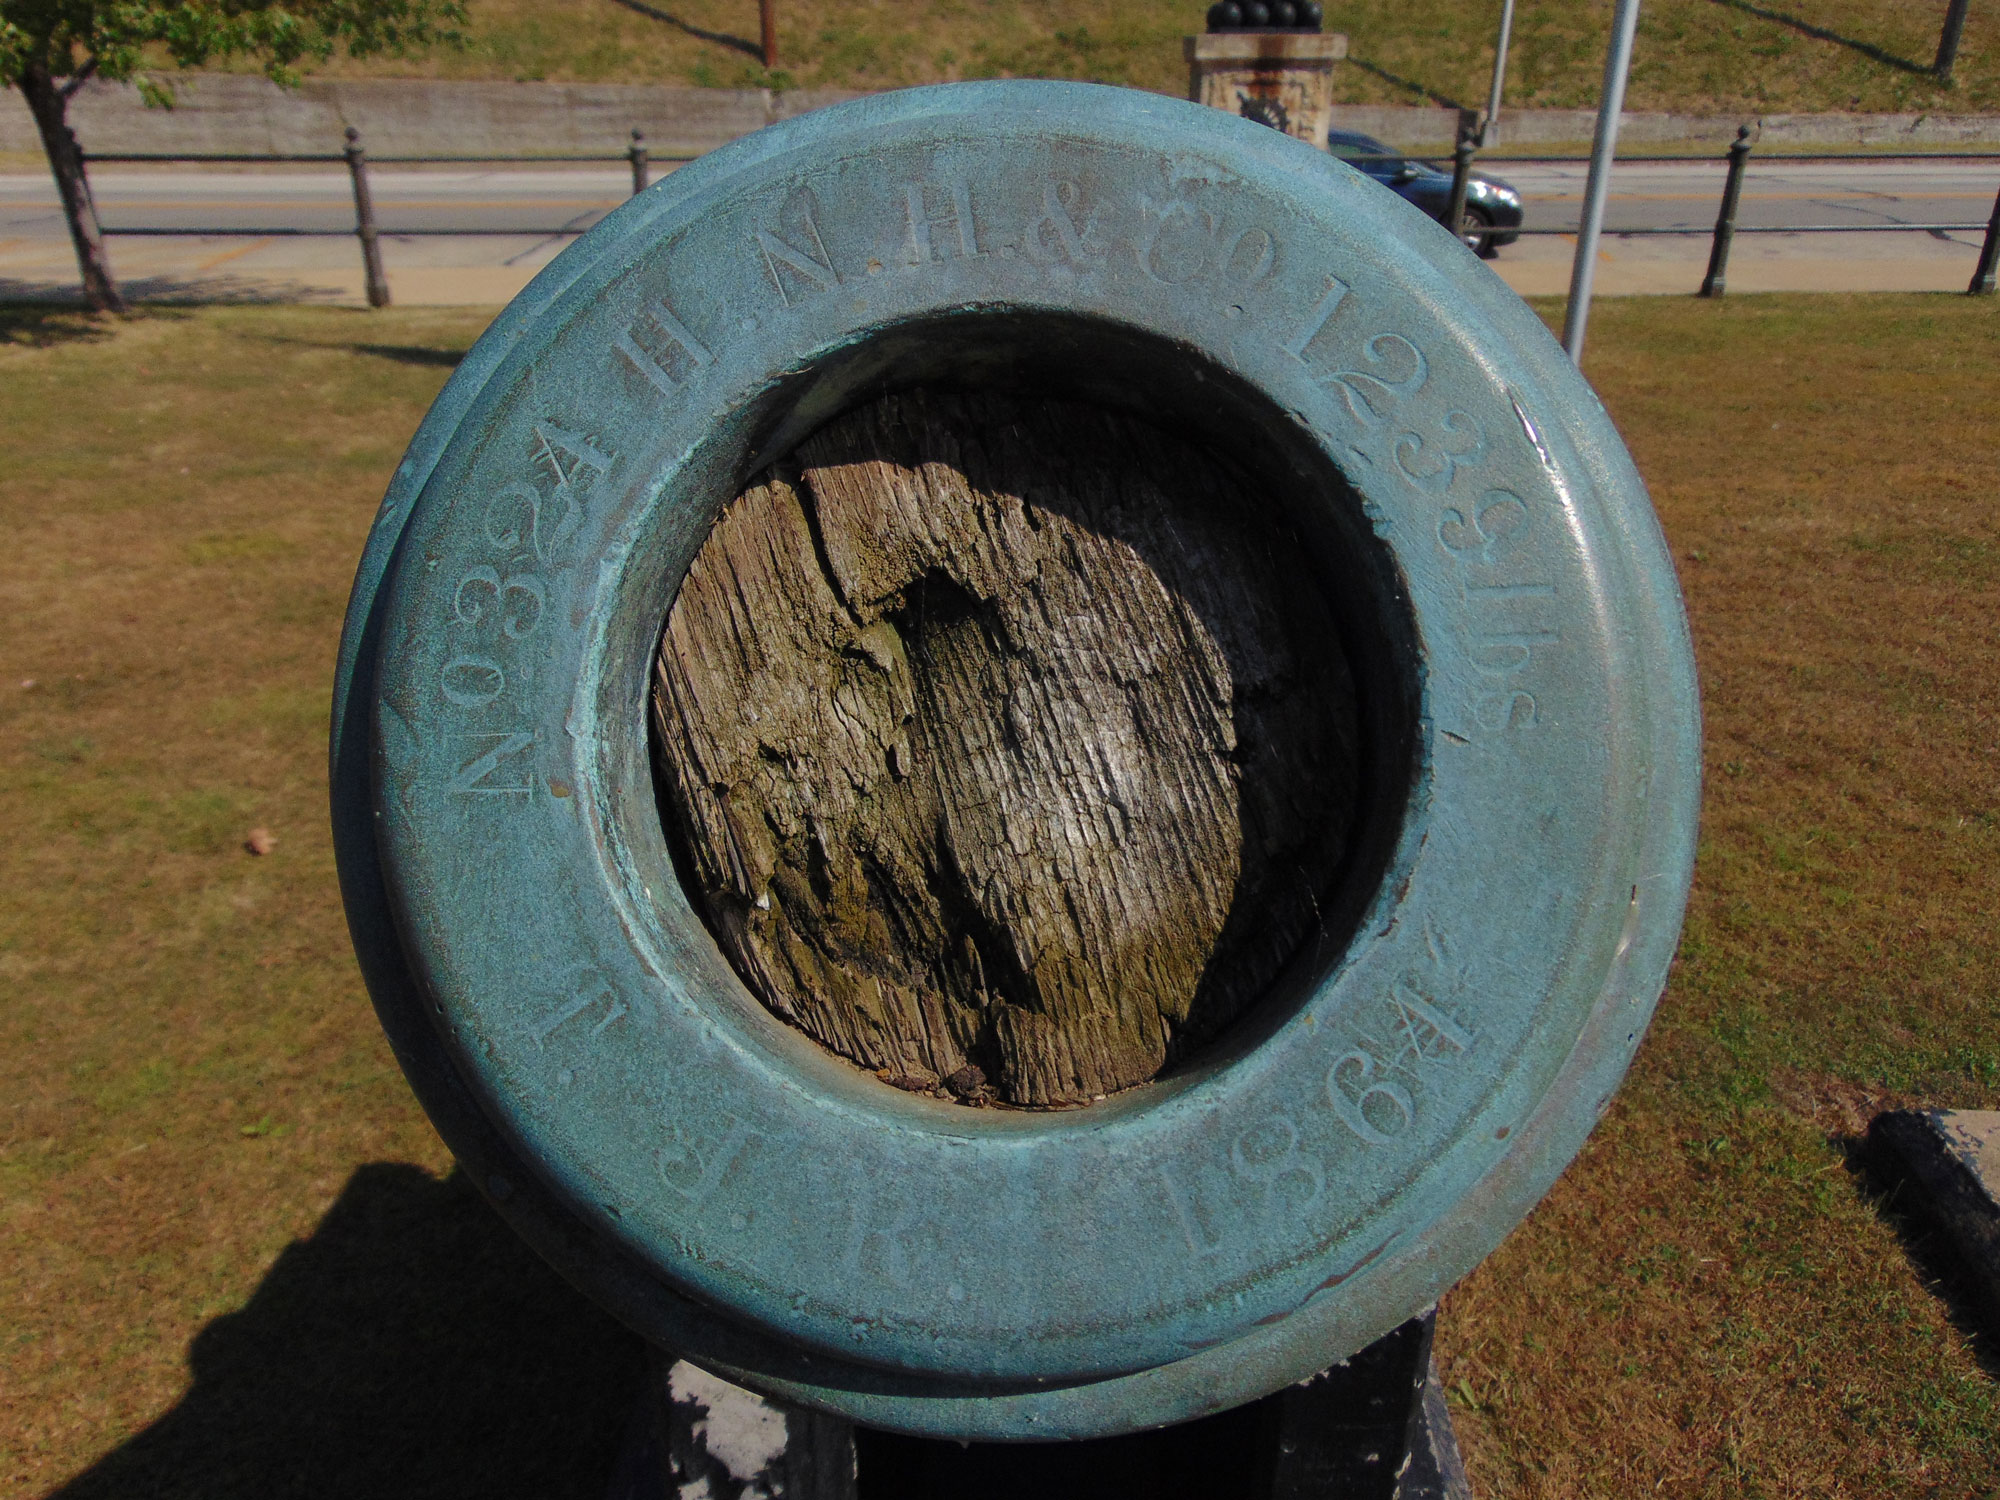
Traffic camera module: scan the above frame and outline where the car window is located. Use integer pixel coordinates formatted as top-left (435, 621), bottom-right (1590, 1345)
top-left (1327, 134), bottom-right (1402, 170)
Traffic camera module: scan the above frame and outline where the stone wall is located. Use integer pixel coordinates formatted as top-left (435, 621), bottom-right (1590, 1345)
top-left (1331, 102), bottom-right (2000, 149)
top-left (4, 73), bottom-right (1998, 159)
top-left (0, 74), bottom-right (859, 159)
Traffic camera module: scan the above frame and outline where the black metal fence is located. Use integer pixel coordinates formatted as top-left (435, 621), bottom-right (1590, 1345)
top-left (84, 127), bottom-right (691, 307)
top-left (79, 126), bottom-right (2000, 303)
top-left (1420, 130), bottom-right (2000, 296)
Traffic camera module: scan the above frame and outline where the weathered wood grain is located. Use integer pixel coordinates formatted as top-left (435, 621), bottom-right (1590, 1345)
top-left (652, 391), bottom-right (1356, 1106)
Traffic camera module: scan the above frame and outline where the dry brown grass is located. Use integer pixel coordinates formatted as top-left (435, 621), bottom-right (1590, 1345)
top-left (1436, 296), bottom-right (2000, 1498)
top-left (265, 0), bottom-right (2000, 115)
top-left (0, 308), bottom-right (639, 1499)
top-left (0, 294), bottom-right (1995, 1497)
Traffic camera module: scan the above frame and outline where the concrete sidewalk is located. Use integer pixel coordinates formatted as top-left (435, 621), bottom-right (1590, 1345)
top-left (4, 227), bottom-right (1986, 307)
top-left (1493, 229), bottom-right (1989, 297)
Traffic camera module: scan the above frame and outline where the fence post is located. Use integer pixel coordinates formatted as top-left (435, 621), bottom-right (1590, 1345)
top-left (1970, 179), bottom-right (2000, 296)
top-left (1445, 120), bottom-right (1477, 250)
top-left (1700, 125), bottom-right (1754, 298)
top-left (344, 127), bottom-right (390, 309)
top-left (629, 129), bottom-right (649, 197)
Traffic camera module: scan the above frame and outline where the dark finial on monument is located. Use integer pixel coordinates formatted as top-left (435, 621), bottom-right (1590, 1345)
top-left (1209, 0), bottom-right (1320, 30)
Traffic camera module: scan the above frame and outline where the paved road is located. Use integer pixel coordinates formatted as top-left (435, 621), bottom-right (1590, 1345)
top-left (1486, 157), bottom-right (1997, 297)
top-left (3, 158), bottom-right (1993, 235)
top-left (1486, 157), bottom-right (1996, 238)
top-left (1, 157), bottom-right (1994, 304)
top-left (3, 167), bottom-right (639, 239)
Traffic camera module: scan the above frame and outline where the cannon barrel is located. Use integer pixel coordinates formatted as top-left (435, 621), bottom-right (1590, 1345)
top-left (331, 81), bottom-right (1699, 1442)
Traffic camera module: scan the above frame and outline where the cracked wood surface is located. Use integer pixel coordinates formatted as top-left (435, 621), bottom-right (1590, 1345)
top-left (651, 391), bottom-right (1357, 1107)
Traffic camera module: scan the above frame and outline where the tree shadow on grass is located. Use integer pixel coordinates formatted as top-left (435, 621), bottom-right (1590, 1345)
top-left (50, 1164), bottom-right (646, 1500)
top-left (1707, 0), bottom-right (1931, 76)
top-left (2, 274), bottom-right (350, 309)
top-left (0, 303), bottom-right (151, 348)
top-left (605, 0), bottom-right (762, 62)
top-left (1341, 56), bottom-right (1465, 112)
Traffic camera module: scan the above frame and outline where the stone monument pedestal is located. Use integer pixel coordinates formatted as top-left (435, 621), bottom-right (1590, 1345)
top-left (1185, 32), bottom-right (1348, 150)
top-left (607, 1315), bottom-right (1473, 1498)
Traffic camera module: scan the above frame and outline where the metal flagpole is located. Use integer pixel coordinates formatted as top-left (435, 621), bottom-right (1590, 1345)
top-left (1481, 0), bottom-right (1516, 146)
top-left (1562, 0), bottom-right (1642, 363)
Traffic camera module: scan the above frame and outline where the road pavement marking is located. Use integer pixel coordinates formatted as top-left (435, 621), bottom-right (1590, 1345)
top-left (1539, 189), bottom-right (1997, 203)
top-left (195, 237), bottom-right (274, 271)
top-left (62, 197), bottom-right (631, 212)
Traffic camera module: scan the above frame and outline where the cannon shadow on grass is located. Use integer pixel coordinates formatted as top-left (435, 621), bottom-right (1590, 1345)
top-left (0, 303), bottom-right (135, 348)
top-left (49, 1164), bottom-right (646, 1500)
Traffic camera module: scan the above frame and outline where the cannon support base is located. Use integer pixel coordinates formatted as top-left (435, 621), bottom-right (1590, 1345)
top-left (609, 1316), bottom-right (1471, 1500)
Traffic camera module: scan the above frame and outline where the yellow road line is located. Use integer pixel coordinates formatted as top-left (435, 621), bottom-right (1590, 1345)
top-left (194, 236), bottom-right (274, 271)
top-left (1538, 189), bottom-right (1995, 203)
top-left (80, 198), bottom-right (624, 212)
top-left (53, 192), bottom-right (1984, 217)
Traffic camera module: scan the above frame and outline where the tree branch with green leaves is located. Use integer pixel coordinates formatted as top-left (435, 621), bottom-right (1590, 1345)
top-left (2, 0), bottom-right (465, 311)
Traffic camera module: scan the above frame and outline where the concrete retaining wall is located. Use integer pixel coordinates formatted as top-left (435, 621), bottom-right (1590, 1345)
top-left (1334, 103), bottom-right (2000, 149)
top-left (0, 74), bottom-right (860, 159)
top-left (5, 73), bottom-right (1998, 159)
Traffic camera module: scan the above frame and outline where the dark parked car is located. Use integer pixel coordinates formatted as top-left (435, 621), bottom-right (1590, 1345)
top-left (1326, 129), bottom-right (1524, 257)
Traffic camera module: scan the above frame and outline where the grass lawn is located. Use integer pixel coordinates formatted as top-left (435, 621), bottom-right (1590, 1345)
top-left (268, 0), bottom-right (2000, 117)
top-left (1, 292), bottom-right (1997, 1498)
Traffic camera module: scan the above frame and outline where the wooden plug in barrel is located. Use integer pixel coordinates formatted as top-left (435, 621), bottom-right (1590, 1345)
top-left (653, 391), bottom-right (1357, 1108)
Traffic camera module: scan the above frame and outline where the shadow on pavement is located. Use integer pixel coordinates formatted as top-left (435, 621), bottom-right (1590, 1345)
top-left (49, 1163), bottom-right (646, 1500)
